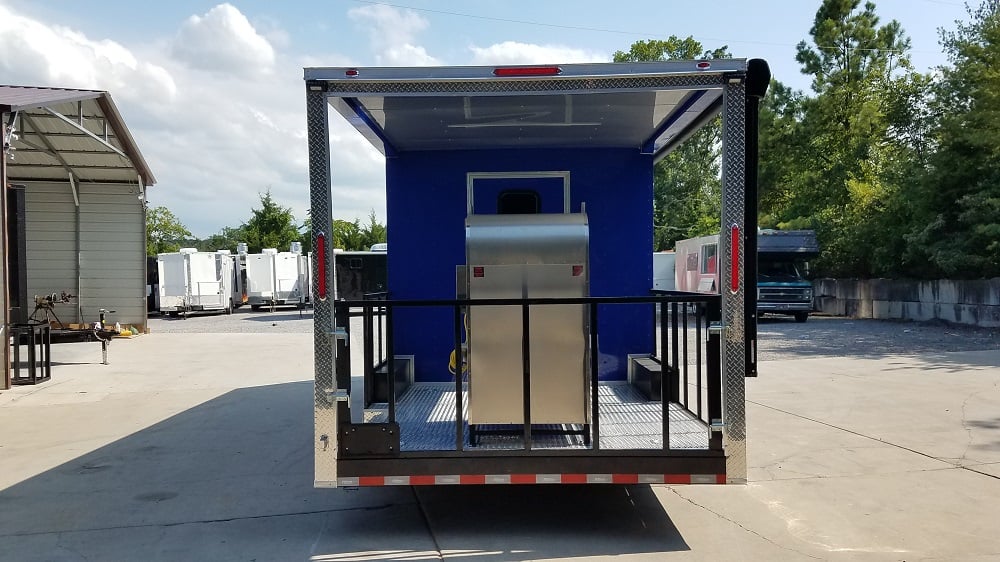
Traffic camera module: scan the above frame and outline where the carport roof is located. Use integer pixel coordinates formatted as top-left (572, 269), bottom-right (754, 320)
top-left (1, 85), bottom-right (155, 186)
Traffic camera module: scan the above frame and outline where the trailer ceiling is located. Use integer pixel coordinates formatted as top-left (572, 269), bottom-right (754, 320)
top-left (305, 60), bottom-right (748, 159)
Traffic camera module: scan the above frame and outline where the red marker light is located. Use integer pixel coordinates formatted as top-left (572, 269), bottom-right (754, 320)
top-left (493, 66), bottom-right (562, 77)
top-left (473, 266), bottom-right (485, 278)
top-left (696, 61), bottom-right (712, 70)
top-left (345, 68), bottom-right (359, 77)
top-left (317, 233), bottom-right (328, 300)
top-left (572, 265), bottom-right (584, 277)
top-left (730, 225), bottom-right (740, 293)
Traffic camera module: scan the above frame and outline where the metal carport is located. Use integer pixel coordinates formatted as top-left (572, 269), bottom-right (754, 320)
top-left (1, 85), bottom-right (155, 389)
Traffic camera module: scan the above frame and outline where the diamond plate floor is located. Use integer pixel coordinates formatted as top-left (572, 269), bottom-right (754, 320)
top-left (365, 382), bottom-right (709, 452)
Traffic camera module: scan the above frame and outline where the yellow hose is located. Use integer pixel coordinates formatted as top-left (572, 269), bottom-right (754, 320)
top-left (448, 313), bottom-right (470, 376)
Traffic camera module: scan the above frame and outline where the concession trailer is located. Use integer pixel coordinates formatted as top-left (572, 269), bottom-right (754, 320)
top-left (304, 58), bottom-right (769, 487)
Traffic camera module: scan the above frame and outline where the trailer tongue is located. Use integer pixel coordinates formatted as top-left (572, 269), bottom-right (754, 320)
top-left (305, 59), bottom-right (770, 487)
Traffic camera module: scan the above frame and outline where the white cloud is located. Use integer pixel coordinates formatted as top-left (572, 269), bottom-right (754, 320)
top-left (381, 44), bottom-right (439, 66)
top-left (171, 3), bottom-right (275, 77)
top-left (0, 4), bottom-right (177, 104)
top-left (253, 14), bottom-right (291, 51)
top-left (0, 3), bottom-right (386, 238)
top-left (348, 4), bottom-right (441, 66)
top-left (469, 41), bottom-right (608, 65)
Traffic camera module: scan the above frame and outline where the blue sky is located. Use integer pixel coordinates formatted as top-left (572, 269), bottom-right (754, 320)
top-left (0, 0), bottom-right (974, 237)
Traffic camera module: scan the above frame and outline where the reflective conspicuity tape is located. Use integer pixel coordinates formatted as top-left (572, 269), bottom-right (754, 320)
top-left (336, 473), bottom-right (727, 487)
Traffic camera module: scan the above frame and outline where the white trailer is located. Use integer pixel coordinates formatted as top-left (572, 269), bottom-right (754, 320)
top-left (674, 234), bottom-right (720, 294)
top-left (246, 246), bottom-right (309, 310)
top-left (653, 251), bottom-right (677, 291)
top-left (157, 248), bottom-right (235, 317)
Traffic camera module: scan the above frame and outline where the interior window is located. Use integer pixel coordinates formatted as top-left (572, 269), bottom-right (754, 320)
top-left (701, 244), bottom-right (718, 274)
top-left (497, 190), bottom-right (540, 214)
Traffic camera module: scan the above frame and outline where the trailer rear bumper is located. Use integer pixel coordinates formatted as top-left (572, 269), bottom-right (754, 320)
top-left (324, 452), bottom-right (727, 487)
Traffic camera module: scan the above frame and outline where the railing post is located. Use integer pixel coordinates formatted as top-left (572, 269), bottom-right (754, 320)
top-left (682, 304), bottom-right (689, 409)
top-left (521, 302), bottom-right (532, 450)
top-left (696, 301), bottom-right (703, 420)
top-left (706, 297), bottom-right (723, 450)
top-left (454, 303), bottom-right (464, 451)
top-left (589, 302), bottom-right (600, 450)
top-left (363, 302), bottom-right (374, 406)
top-left (658, 301), bottom-right (668, 391)
top-left (386, 304), bottom-right (396, 423)
top-left (377, 299), bottom-right (385, 366)
top-left (334, 301), bottom-right (351, 425)
top-left (670, 302), bottom-right (680, 403)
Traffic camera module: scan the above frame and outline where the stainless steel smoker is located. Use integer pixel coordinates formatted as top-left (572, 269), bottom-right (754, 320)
top-left (464, 213), bottom-right (591, 428)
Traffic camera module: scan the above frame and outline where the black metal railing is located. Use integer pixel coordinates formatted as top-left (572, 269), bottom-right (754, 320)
top-left (652, 291), bottom-right (723, 450)
top-left (333, 292), bottom-right (722, 454)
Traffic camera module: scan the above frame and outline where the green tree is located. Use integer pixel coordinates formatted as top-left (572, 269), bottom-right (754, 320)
top-left (767, 0), bottom-right (916, 277)
top-left (145, 205), bottom-right (191, 256)
top-left (240, 190), bottom-right (300, 253)
top-left (758, 80), bottom-right (810, 228)
top-left (613, 38), bottom-right (729, 251)
top-left (905, 1), bottom-right (1000, 278)
top-left (333, 218), bottom-right (365, 250)
top-left (359, 210), bottom-right (387, 250)
top-left (198, 226), bottom-right (245, 253)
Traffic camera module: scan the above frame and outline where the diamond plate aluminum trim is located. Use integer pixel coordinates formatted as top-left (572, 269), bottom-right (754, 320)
top-left (307, 86), bottom-right (339, 485)
top-left (322, 75), bottom-right (725, 95)
top-left (720, 80), bottom-right (748, 484)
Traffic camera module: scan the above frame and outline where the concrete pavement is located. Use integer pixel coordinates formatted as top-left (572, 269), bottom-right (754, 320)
top-left (0, 333), bottom-right (998, 560)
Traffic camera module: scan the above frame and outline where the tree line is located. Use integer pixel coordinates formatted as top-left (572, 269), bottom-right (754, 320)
top-left (146, 191), bottom-right (386, 256)
top-left (151, 0), bottom-right (998, 280)
top-left (622, 0), bottom-right (999, 280)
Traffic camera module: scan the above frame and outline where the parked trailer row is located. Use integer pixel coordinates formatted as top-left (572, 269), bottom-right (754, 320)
top-left (245, 244), bottom-right (310, 311)
top-left (157, 243), bottom-right (314, 317)
top-left (156, 249), bottom-right (240, 317)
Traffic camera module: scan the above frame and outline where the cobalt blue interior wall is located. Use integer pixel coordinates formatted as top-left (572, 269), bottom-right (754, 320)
top-left (386, 148), bottom-right (654, 382)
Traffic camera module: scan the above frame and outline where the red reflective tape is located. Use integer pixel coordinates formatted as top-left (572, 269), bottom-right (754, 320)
top-left (572, 265), bottom-right (584, 277)
top-left (351, 473), bottom-right (721, 486)
top-left (493, 66), bottom-right (562, 77)
top-left (730, 225), bottom-right (740, 293)
top-left (664, 474), bottom-right (692, 484)
top-left (316, 233), bottom-right (327, 300)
